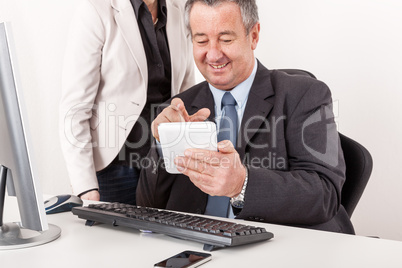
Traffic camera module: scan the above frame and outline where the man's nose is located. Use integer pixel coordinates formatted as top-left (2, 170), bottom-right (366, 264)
top-left (206, 42), bottom-right (223, 62)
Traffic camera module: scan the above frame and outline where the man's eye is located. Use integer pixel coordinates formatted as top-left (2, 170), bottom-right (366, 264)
top-left (195, 40), bottom-right (208, 45)
top-left (221, 39), bottom-right (232, 43)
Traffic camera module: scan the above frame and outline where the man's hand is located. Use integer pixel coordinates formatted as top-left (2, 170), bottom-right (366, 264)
top-left (152, 98), bottom-right (210, 142)
top-left (80, 190), bottom-right (100, 201)
top-left (174, 140), bottom-right (246, 198)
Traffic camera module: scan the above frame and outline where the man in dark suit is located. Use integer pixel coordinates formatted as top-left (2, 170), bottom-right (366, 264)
top-left (137, 0), bottom-right (355, 234)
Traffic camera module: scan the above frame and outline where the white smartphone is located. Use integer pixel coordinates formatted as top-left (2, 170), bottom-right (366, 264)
top-left (158, 121), bottom-right (217, 174)
top-left (154, 250), bottom-right (212, 268)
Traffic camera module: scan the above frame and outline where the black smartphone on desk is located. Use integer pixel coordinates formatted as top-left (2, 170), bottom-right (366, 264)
top-left (154, 250), bottom-right (212, 268)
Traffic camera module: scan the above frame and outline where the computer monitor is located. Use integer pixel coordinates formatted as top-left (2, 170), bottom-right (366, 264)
top-left (0, 22), bottom-right (60, 249)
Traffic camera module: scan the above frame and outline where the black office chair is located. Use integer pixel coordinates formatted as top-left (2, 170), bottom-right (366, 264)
top-left (278, 69), bottom-right (373, 218)
top-left (338, 133), bottom-right (373, 217)
top-left (277, 68), bottom-right (317, 79)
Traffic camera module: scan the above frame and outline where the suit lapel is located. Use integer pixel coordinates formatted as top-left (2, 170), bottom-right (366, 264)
top-left (238, 62), bottom-right (275, 159)
top-left (111, 0), bottom-right (148, 83)
top-left (186, 63), bottom-right (274, 159)
top-left (187, 82), bottom-right (216, 122)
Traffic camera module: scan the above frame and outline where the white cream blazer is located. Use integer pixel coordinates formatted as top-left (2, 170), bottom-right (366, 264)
top-left (59, 0), bottom-right (195, 195)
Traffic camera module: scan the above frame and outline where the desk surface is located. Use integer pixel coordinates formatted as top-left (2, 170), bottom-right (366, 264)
top-left (2, 195), bottom-right (402, 268)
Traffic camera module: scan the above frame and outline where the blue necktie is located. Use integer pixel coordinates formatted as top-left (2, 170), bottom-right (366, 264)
top-left (205, 92), bottom-right (238, 217)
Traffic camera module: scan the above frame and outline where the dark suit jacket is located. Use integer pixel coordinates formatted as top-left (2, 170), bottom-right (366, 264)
top-left (137, 61), bottom-right (355, 234)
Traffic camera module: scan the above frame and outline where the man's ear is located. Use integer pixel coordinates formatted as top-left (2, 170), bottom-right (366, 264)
top-left (250, 22), bottom-right (260, 50)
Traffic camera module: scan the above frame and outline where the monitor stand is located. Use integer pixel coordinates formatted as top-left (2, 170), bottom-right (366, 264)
top-left (0, 165), bottom-right (61, 250)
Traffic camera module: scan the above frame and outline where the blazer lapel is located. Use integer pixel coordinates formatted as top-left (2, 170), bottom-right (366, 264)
top-left (238, 62), bottom-right (275, 159)
top-left (111, 0), bottom-right (148, 83)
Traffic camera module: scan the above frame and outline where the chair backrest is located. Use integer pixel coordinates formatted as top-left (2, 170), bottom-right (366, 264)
top-left (338, 133), bottom-right (373, 217)
top-left (278, 69), bottom-right (373, 218)
top-left (276, 68), bottom-right (317, 79)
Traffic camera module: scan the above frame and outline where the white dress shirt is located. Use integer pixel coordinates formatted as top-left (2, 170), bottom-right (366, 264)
top-left (208, 58), bottom-right (258, 133)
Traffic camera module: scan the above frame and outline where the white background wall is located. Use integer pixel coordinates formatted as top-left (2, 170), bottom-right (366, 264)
top-left (1, 0), bottom-right (402, 241)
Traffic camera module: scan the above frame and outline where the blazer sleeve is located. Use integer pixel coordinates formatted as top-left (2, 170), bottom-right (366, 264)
top-left (59, 0), bottom-right (104, 195)
top-left (179, 37), bottom-right (195, 94)
top-left (237, 80), bottom-right (346, 226)
top-left (173, 0), bottom-right (195, 94)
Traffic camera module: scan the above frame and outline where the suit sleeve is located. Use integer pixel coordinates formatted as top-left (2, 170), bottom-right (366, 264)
top-left (237, 81), bottom-right (346, 226)
top-left (59, 0), bottom-right (104, 195)
top-left (137, 138), bottom-right (183, 208)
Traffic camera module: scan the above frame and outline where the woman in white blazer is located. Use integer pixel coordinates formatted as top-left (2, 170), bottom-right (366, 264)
top-left (59, 0), bottom-right (195, 202)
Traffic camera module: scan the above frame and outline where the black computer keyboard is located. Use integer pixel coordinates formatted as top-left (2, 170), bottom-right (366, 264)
top-left (72, 203), bottom-right (274, 251)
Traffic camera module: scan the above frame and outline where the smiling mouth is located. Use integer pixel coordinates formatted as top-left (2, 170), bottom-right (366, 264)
top-left (210, 63), bottom-right (229, 69)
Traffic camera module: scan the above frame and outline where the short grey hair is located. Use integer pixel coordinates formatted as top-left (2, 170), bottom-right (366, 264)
top-left (184, 0), bottom-right (259, 35)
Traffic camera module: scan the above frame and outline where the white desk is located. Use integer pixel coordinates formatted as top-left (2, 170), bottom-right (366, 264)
top-left (2, 195), bottom-right (402, 268)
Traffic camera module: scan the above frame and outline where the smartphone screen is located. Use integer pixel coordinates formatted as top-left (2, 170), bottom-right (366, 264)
top-left (154, 250), bottom-right (212, 268)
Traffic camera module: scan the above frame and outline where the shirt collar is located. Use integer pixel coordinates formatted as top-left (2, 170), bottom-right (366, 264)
top-left (209, 58), bottom-right (258, 111)
top-left (131, 0), bottom-right (167, 23)
top-left (131, 0), bottom-right (143, 17)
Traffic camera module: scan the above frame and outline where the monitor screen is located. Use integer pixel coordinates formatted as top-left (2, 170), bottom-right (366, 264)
top-left (0, 21), bottom-right (60, 249)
